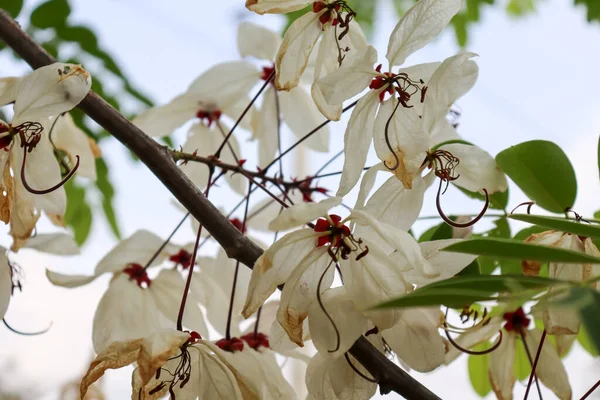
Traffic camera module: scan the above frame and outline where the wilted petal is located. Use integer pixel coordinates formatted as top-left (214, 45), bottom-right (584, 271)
top-left (150, 269), bottom-right (209, 338)
top-left (279, 87), bottom-right (330, 152)
top-left (194, 344), bottom-right (244, 399)
top-left (386, 0), bottom-right (462, 66)
top-left (246, 0), bottom-right (311, 14)
top-left (50, 113), bottom-right (98, 180)
top-left (383, 307), bottom-right (445, 372)
top-left (243, 229), bottom-right (319, 317)
top-left (522, 230), bottom-right (564, 276)
top-left (268, 196), bottom-right (341, 231)
top-left (23, 232), bottom-right (79, 255)
top-left (95, 230), bottom-right (178, 275)
top-left (238, 21), bottom-right (282, 61)
top-left (488, 331), bottom-right (516, 400)
top-left (0, 77), bottom-right (20, 106)
top-left (277, 247), bottom-right (332, 345)
top-left (132, 94), bottom-right (197, 138)
top-left (0, 250), bottom-right (10, 319)
top-left (442, 143), bottom-right (508, 194)
top-left (524, 329), bottom-right (572, 400)
top-left (345, 240), bottom-right (410, 329)
top-left (336, 91), bottom-right (380, 197)
top-left (422, 53), bottom-right (478, 136)
top-left (544, 234), bottom-right (584, 335)
top-left (92, 275), bottom-right (162, 353)
top-left (315, 45), bottom-right (378, 106)
top-left (308, 287), bottom-right (370, 357)
top-left (275, 12), bottom-right (323, 91)
top-left (12, 63), bottom-right (91, 124)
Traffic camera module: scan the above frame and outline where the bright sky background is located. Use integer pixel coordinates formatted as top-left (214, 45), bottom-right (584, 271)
top-left (0, 0), bottom-right (599, 399)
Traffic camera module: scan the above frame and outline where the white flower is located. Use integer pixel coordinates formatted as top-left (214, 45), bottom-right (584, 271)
top-left (242, 198), bottom-right (430, 345)
top-left (45, 230), bottom-right (209, 353)
top-left (238, 21), bottom-right (332, 166)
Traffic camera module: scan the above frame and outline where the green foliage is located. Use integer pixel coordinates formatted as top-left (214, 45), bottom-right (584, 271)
top-left (506, 0), bottom-right (536, 17)
top-left (468, 343), bottom-right (492, 396)
top-left (575, 0), bottom-right (600, 22)
top-left (509, 214), bottom-right (600, 238)
top-left (553, 287), bottom-right (600, 353)
top-left (375, 274), bottom-right (563, 309)
top-left (443, 237), bottom-right (600, 264)
top-left (496, 140), bottom-right (577, 213)
top-left (30, 0), bottom-right (70, 29)
top-left (64, 181), bottom-right (93, 245)
top-left (95, 159), bottom-right (121, 239)
top-left (457, 186), bottom-right (509, 211)
top-left (513, 338), bottom-right (532, 381)
top-left (578, 324), bottom-right (599, 356)
top-left (3, 0), bottom-right (24, 18)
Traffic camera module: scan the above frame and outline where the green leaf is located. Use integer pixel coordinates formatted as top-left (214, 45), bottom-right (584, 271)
top-left (468, 343), bottom-right (492, 396)
top-left (95, 158), bottom-right (121, 239)
top-left (456, 186), bottom-right (509, 210)
top-left (575, 0), bottom-right (600, 22)
top-left (64, 181), bottom-right (93, 246)
top-left (496, 140), bottom-right (577, 213)
top-left (57, 25), bottom-right (99, 53)
top-left (375, 274), bottom-right (564, 309)
top-left (578, 324), bottom-right (599, 356)
top-left (509, 214), bottom-right (600, 238)
top-left (30, 0), bottom-right (71, 29)
top-left (443, 237), bottom-right (600, 264)
top-left (457, 259), bottom-right (481, 276)
top-left (430, 139), bottom-right (473, 152)
top-left (4, 0), bottom-right (24, 18)
top-left (513, 225), bottom-right (547, 241)
top-left (572, 287), bottom-right (600, 353)
top-left (506, 0), bottom-right (536, 16)
top-left (418, 223), bottom-right (442, 242)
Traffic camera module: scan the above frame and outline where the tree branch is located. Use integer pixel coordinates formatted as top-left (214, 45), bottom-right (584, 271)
top-left (0, 9), bottom-right (440, 400)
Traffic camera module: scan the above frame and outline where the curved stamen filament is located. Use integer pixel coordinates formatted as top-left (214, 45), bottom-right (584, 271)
top-left (436, 179), bottom-right (489, 228)
top-left (443, 323), bottom-right (503, 356)
top-left (3, 318), bottom-right (52, 336)
top-left (344, 353), bottom-right (377, 383)
top-left (383, 99), bottom-right (403, 171)
top-left (510, 201), bottom-right (535, 215)
top-left (20, 151), bottom-right (80, 195)
top-left (318, 249), bottom-right (340, 353)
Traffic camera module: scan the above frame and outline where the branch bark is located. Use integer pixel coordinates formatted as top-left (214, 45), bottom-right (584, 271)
top-left (0, 9), bottom-right (440, 400)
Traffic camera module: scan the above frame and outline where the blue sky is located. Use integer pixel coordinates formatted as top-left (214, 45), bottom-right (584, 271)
top-left (0, 0), bottom-right (599, 399)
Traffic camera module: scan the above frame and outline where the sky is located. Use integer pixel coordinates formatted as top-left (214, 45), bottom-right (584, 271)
top-left (0, 0), bottom-right (599, 399)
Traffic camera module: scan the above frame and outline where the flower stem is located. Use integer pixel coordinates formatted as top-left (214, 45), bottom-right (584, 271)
top-left (143, 212), bottom-right (190, 271)
top-left (520, 329), bottom-right (544, 400)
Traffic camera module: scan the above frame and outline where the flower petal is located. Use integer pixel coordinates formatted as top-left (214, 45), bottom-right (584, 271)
top-left (308, 287), bottom-right (370, 357)
top-left (0, 77), bottom-right (20, 107)
top-left (242, 229), bottom-right (319, 318)
top-left (524, 329), bottom-right (572, 400)
top-left (52, 113), bottom-right (98, 180)
top-left (353, 163), bottom-right (387, 210)
top-left (444, 318), bottom-right (502, 363)
top-left (95, 230), bottom-right (178, 275)
top-left (277, 247), bottom-right (332, 345)
top-left (246, 0), bottom-right (311, 14)
top-left (252, 86), bottom-right (280, 167)
top-left (92, 275), bottom-right (162, 353)
top-left (383, 307), bottom-right (445, 372)
top-left (344, 240), bottom-right (409, 329)
top-left (23, 232), bottom-right (79, 255)
top-left (488, 331), bottom-right (516, 400)
top-left (275, 12), bottom-right (323, 91)
top-left (422, 53), bottom-right (478, 136)
top-left (238, 21), bottom-right (282, 61)
top-left (279, 87), bottom-right (330, 153)
top-left (386, 0), bottom-right (462, 67)
top-left (268, 196), bottom-right (341, 231)
top-left (45, 269), bottom-right (98, 288)
top-left (315, 45), bottom-right (378, 106)
top-left (336, 91), bottom-right (380, 197)
top-left (133, 94), bottom-right (197, 138)
top-left (13, 63), bottom-right (91, 124)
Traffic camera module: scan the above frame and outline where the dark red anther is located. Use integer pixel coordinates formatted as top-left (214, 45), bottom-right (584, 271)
top-left (0, 135), bottom-right (12, 150)
top-left (216, 337), bottom-right (244, 352)
top-left (420, 86), bottom-right (428, 103)
top-left (123, 263), bottom-right (152, 288)
top-left (240, 332), bottom-right (270, 350)
top-left (502, 307), bottom-right (530, 332)
top-left (369, 76), bottom-right (386, 90)
top-left (186, 330), bottom-right (202, 344)
top-left (313, 1), bottom-right (327, 12)
top-left (229, 218), bottom-right (247, 234)
top-left (375, 64), bottom-right (383, 73)
top-left (319, 11), bottom-right (333, 25)
top-left (261, 66), bottom-right (275, 81)
top-left (196, 109), bottom-right (222, 127)
top-left (170, 249), bottom-right (194, 269)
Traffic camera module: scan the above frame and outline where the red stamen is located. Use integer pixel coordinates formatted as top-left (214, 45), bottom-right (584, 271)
top-left (196, 109), bottom-right (222, 127)
top-left (314, 214), bottom-right (350, 247)
top-left (229, 218), bottom-right (247, 234)
top-left (186, 330), bottom-right (202, 344)
top-left (312, 1), bottom-right (326, 12)
top-left (123, 263), bottom-right (152, 288)
top-left (502, 307), bottom-right (530, 332)
top-left (240, 332), bottom-right (270, 350)
top-left (169, 249), bottom-right (193, 269)
top-left (215, 337), bottom-right (244, 352)
top-left (261, 66), bottom-right (275, 81)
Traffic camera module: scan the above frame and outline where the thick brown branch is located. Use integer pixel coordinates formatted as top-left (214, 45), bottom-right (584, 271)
top-left (0, 9), bottom-right (440, 400)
